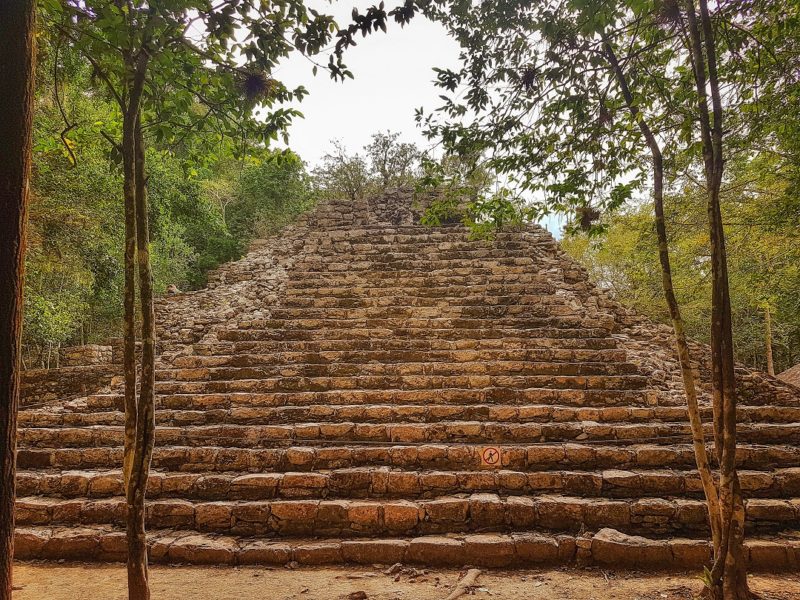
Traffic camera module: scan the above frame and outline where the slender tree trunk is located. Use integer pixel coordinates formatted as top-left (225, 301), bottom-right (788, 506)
top-left (764, 307), bottom-right (775, 376)
top-left (126, 114), bottom-right (156, 600)
top-left (122, 109), bottom-right (138, 492)
top-left (0, 3), bottom-right (36, 598)
top-left (121, 51), bottom-right (149, 495)
top-left (684, 1), bottom-right (750, 597)
top-left (603, 36), bottom-right (721, 552)
top-left (115, 49), bottom-right (151, 600)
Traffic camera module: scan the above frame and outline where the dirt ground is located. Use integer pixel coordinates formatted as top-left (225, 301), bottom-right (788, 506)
top-left (12, 563), bottom-right (800, 600)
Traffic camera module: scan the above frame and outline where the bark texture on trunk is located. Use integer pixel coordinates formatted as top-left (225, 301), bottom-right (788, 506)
top-left (0, 2), bottom-right (36, 598)
top-left (603, 36), bottom-right (722, 553)
top-left (119, 50), bottom-right (152, 600)
top-left (122, 109), bottom-right (138, 493)
top-left (125, 116), bottom-right (157, 600)
top-left (684, 0), bottom-right (751, 597)
top-left (764, 307), bottom-right (775, 376)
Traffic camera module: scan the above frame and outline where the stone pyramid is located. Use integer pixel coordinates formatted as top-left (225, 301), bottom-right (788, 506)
top-left (15, 191), bottom-right (800, 569)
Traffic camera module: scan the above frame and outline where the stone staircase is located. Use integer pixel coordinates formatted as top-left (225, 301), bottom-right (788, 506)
top-left (14, 191), bottom-right (800, 570)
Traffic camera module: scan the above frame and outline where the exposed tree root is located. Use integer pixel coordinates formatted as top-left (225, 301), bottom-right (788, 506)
top-left (445, 569), bottom-right (482, 600)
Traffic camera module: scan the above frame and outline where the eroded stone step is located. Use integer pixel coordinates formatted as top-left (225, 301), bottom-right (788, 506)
top-left (158, 361), bottom-right (641, 383)
top-left (287, 263), bottom-right (540, 278)
top-left (293, 251), bottom-right (544, 265)
top-left (284, 281), bottom-right (580, 295)
top-left (14, 525), bottom-right (800, 570)
top-left (285, 271), bottom-right (569, 286)
top-left (192, 336), bottom-right (621, 356)
top-left (17, 421), bottom-right (800, 449)
top-left (172, 347), bottom-right (630, 368)
top-left (301, 247), bottom-right (539, 260)
top-left (17, 442), bottom-right (800, 473)
top-left (279, 294), bottom-right (572, 310)
top-left (282, 283), bottom-right (563, 298)
top-left (264, 303), bottom-right (596, 321)
top-left (19, 403), bottom-right (800, 429)
top-left (17, 421), bottom-right (692, 448)
top-left (154, 374), bottom-right (650, 396)
top-left (217, 315), bottom-right (613, 342)
top-left (16, 467), bottom-right (800, 502)
top-left (216, 327), bottom-right (616, 343)
top-left (15, 493), bottom-right (800, 538)
top-left (286, 272), bottom-right (555, 289)
top-left (78, 388), bottom-right (659, 414)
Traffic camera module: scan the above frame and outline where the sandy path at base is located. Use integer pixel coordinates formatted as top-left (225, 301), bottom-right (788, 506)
top-left (12, 563), bottom-right (800, 600)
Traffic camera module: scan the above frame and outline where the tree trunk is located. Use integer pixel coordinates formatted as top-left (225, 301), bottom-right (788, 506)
top-left (122, 109), bottom-right (138, 493)
top-left (0, 2), bottom-right (36, 598)
top-left (684, 0), bottom-right (751, 596)
top-left (764, 306), bottom-right (775, 376)
top-left (126, 113), bottom-right (156, 600)
top-left (120, 51), bottom-right (149, 496)
top-left (602, 36), bottom-right (721, 553)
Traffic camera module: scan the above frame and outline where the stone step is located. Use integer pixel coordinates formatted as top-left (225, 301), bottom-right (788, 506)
top-left (17, 442), bottom-right (800, 473)
top-left (302, 248), bottom-right (539, 261)
top-left (16, 467), bottom-right (800, 502)
top-left (14, 525), bottom-right (800, 570)
top-left (285, 255), bottom-right (576, 268)
top-left (15, 493), bottom-right (800, 538)
top-left (284, 228), bottom-right (547, 242)
top-left (216, 326), bottom-right (616, 343)
top-left (283, 278), bottom-right (576, 293)
top-left (285, 269), bottom-right (560, 284)
top-left (286, 259), bottom-right (540, 274)
top-left (294, 250), bottom-right (545, 263)
top-left (153, 374), bottom-right (651, 396)
top-left (278, 294), bottom-right (582, 309)
top-left (80, 388), bottom-right (658, 413)
top-left (17, 421), bottom-right (800, 449)
top-left (191, 336), bottom-right (621, 356)
top-left (283, 270), bottom-right (568, 286)
top-left (220, 317), bottom-right (606, 336)
top-left (281, 283), bottom-right (563, 299)
top-left (171, 347), bottom-right (630, 368)
top-left (265, 303), bottom-right (595, 321)
top-left (158, 361), bottom-right (641, 383)
top-left (19, 403), bottom-right (800, 429)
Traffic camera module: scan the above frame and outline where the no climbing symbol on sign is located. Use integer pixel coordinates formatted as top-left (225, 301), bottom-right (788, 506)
top-left (481, 446), bottom-right (501, 467)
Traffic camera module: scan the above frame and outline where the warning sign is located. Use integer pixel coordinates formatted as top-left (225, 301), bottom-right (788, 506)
top-left (480, 446), bottom-right (501, 467)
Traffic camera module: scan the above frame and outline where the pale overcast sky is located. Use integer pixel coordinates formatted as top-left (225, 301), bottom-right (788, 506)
top-left (275, 1), bottom-right (461, 165)
top-left (273, 1), bottom-right (566, 234)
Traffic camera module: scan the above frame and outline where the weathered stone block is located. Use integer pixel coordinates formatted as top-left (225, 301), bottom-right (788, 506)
top-left (168, 535), bottom-right (236, 564)
top-left (341, 539), bottom-right (408, 565)
top-left (294, 542), bottom-right (342, 565)
top-left (238, 541), bottom-right (292, 565)
top-left (464, 534), bottom-right (515, 567)
top-left (407, 536), bottom-right (464, 566)
top-left (591, 528), bottom-right (672, 568)
top-left (195, 502), bottom-right (233, 531)
top-left (513, 533), bottom-right (559, 564)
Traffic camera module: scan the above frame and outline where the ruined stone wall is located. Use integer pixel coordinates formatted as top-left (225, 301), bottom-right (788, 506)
top-left (59, 344), bottom-right (112, 367)
top-left (21, 364), bottom-right (119, 407)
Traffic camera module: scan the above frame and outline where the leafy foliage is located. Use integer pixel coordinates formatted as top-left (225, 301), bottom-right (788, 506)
top-left (23, 46), bottom-right (313, 364)
top-left (312, 132), bottom-right (422, 200)
top-left (563, 155), bottom-right (800, 373)
top-left (366, 130), bottom-right (421, 186)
